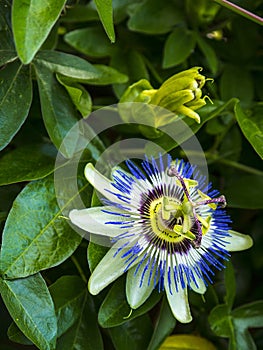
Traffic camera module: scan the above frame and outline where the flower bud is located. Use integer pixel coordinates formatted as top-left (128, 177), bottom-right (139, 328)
top-left (120, 67), bottom-right (209, 124)
top-left (149, 67), bottom-right (208, 123)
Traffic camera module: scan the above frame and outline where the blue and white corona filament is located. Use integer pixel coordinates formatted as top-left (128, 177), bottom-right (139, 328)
top-left (69, 155), bottom-right (253, 323)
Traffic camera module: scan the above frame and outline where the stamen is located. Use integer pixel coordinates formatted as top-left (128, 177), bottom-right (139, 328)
top-left (196, 195), bottom-right (227, 208)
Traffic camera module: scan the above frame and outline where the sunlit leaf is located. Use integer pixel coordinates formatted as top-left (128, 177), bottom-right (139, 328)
top-left (35, 50), bottom-right (128, 85)
top-left (94, 0), bottom-right (115, 42)
top-left (12, 0), bottom-right (67, 63)
top-left (57, 74), bottom-right (92, 118)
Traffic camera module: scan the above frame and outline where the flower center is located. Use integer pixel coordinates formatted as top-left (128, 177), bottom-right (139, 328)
top-left (149, 197), bottom-right (195, 243)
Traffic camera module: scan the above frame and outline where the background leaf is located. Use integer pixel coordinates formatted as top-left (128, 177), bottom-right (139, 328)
top-left (0, 143), bottom-right (57, 185)
top-left (12, 0), bottom-right (67, 63)
top-left (98, 277), bottom-right (161, 328)
top-left (64, 26), bottom-right (113, 58)
top-left (127, 0), bottom-right (183, 34)
top-left (220, 65), bottom-right (254, 104)
top-left (109, 314), bottom-right (153, 350)
top-left (56, 291), bottom-right (103, 350)
top-left (224, 261), bottom-right (236, 310)
top-left (0, 274), bottom-right (57, 350)
top-left (49, 275), bottom-right (87, 337)
top-left (235, 102), bottom-right (263, 159)
top-left (162, 28), bottom-right (196, 68)
top-left (0, 61), bottom-right (32, 151)
top-left (147, 297), bottom-right (176, 350)
top-left (224, 175), bottom-right (263, 209)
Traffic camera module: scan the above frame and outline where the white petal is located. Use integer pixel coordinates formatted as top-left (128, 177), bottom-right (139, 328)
top-left (225, 230), bottom-right (253, 251)
top-left (69, 206), bottom-right (131, 236)
top-left (189, 269), bottom-right (207, 294)
top-left (164, 275), bottom-right (192, 323)
top-left (126, 257), bottom-right (156, 309)
top-left (85, 163), bottom-right (126, 204)
top-left (88, 243), bottom-right (143, 295)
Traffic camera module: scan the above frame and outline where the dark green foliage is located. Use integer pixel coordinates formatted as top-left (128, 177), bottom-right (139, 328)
top-left (0, 0), bottom-right (262, 349)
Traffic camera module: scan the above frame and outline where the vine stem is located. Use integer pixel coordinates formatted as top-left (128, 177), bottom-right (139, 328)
top-left (71, 255), bottom-right (88, 284)
top-left (213, 0), bottom-right (263, 25)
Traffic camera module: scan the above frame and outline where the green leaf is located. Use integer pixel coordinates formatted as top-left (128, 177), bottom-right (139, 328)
top-left (220, 65), bottom-right (254, 104)
top-left (94, 0), bottom-right (115, 42)
top-left (224, 175), bottom-right (263, 209)
top-left (0, 176), bottom-right (82, 278)
top-left (93, 64), bottom-right (128, 85)
top-left (57, 74), bottom-right (92, 118)
top-left (64, 26), bottom-right (114, 58)
top-left (110, 49), bottom-right (149, 98)
top-left (208, 304), bottom-right (233, 338)
top-left (147, 297), bottom-right (176, 350)
top-left (109, 314), bottom-right (153, 350)
top-left (12, 0), bottom-right (67, 64)
top-left (49, 275), bottom-right (87, 337)
top-left (231, 329), bottom-right (257, 350)
top-left (196, 33), bottom-right (218, 74)
top-left (35, 50), bottom-right (128, 85)
top-left (7, 322), bottom-right (33, 345)
top-left (0, 1), bottom-right (15, 50)
top-left (127, 0), bottom-right (183, 34)
top-left (98, 276), bottom-right (162, 328)
top-left (232, 300), bottom-right (263, 329)
top-left (0, 274), bottom-right (57, 350)
top-left (235, 102), bottom-right (263, 159)
top-left (0, 143), bottom-right (57, 185)
top-left (219, 125), bottom-right (242, 163)
top-left (56, 292), bottom-right (103, 350)
top-left (162, 28), bottom-right (196, 69)
top-left (34, 61), bottom-right (80, 158)
top-left (224, 261), bottom-right (236, 310)
top-left (87, 242), bottom-right (109, 273)
top-left (0, 50), bottom-right (17, 66)
top-left (61, 4), bottom-right (99, 23)
top-left (0, 61), bottom-right (32, 151)
top-left (7, 275), bottom-right (87, 344)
